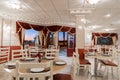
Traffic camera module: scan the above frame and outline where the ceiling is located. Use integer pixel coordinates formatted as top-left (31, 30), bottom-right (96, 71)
top-left (0, 0), bottom-right (120, 33)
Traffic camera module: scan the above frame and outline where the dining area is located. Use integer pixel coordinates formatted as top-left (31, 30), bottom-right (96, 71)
top-left (0, 45), bottom-right (120, 80)
top-left (54, 45), bottom-right (120, 80)
top-left (0, 46), bottom-right (71, 80)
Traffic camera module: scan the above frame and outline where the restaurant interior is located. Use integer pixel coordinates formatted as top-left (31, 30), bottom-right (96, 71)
top-left (0, 0), bottom-right (120, 80)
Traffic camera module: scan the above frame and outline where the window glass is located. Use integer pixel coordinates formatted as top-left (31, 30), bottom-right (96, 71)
top-left (24, 29), bottom-right (39, 46)
top-left (59, 32), bottom-right (67, 41)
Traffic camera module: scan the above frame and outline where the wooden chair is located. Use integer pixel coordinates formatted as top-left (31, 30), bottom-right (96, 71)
top-left (45, 49), bottom-right (59, 59)
top-left (71, 52), bottom-right (79, 78)
top-left (12, 49), bottom-right (27, 62)
top-left (76, 49), bottom-right (91, 75)
top-left (0, 47), bottom-right (10, 63)
top-left (28, 46), bottom-right (39, 58)
top-left (53, 53), bottom-right (77, 80)
top-left (16, 60), bottom-right (53, 80)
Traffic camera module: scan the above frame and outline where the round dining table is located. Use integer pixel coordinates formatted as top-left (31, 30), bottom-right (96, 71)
top-left (4, 57), bottom-right (67, 79)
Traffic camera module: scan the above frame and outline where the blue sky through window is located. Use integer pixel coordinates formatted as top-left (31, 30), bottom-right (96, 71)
top-left (25, 30), bottom-right (67, 41)
top-left (25, 29), bottom-right (38, 41)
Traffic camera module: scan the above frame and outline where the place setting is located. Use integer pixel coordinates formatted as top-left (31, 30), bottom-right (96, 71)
top-left (30, 68), bottom-right (45, 73)
top-left (54, 60), bottom-right (66, 66)
top-left (29, 67), bottom-right (50, 73)
top-left (20, 58), bottom-right (35, 62)
top-left (45, 56), bottom-right (55, 60)
top-left (5, 62), bottom-right (16, 69)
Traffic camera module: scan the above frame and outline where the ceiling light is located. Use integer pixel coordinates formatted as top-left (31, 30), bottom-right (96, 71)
top-left (103, 28), bottom-right (115, 31)
top-left (87, 0), bottom-right (100, 4)
top-left (70, 8), bottom-right (94, 14)
top-left (12, 3), bottom-right (21, 9)
top-left (92, 25), bottom-right (99, 29)
top-left (81, 18), bottom-right (86, 24)
top-left (104, 14), bottom-right (111, 18)
top-left (78, 26), bottom-right (82, 29)
top-left (104, 29), bottom-right (109, 31)
top-left (87, 25), bottom-right (101, 30)
top-left (6, 0), bottom-right (22, 10)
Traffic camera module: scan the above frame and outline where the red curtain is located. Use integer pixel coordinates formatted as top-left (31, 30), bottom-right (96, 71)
top-left (18, 22), bottom-right (31, 29)
top-left (43, 27), bottom-right (49, 37)
top-left (69, 28), bottom-right (76, 34)
top-left (16, 22), bottom-right (21, 33)
top-left (16, 21), bottom-right (76, 33)
top-left (16, 21), bottom-right (76, 46)
top-left (30, 25), bottom-right (44, 31)
top-left (47, 25), bottom-right (61, 32)
top-left (92, 32), bottom-right (118, 45)
top-left (92, 33), bottom-right (118, 40)
top-left (61, 26), bottom-right (71, 32)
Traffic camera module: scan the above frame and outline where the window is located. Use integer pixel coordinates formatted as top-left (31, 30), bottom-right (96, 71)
top-left (49, 32), bottom-right (54, 45)
top-left (24, 29), bottom-right (39, 46)
top-left (58, 32), bottom-right (67, 41)
top-left (58, 32), bottom-right (68, 48)
top-left (68, 34), bottom-right (74, 48)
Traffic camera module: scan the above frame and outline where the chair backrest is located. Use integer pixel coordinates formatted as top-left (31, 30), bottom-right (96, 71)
top-left (16, 60), bottom-right (53, 80)
top-left (28, 46), bottom-right (38, 57)
top-left (96, 45), bottom-right (101, 54)
top-left (12, 49), bottom-right (27, 61)
top-left (107, 47), bottom-right (113, 55)
top-left (45, 49), bottom-right (59, 59)
top-left (111, 46), bottom-right (118, 57)
top-left (0, 47), bottom-right (10, 63)
top-left (72, 52), bottom-right (77, 66)
top-left (72, 52), bottom-right (80, 66)
top-left (77, 49), bottom-right (85, 60)
top-left (71, 52), bottom-right (78, 80)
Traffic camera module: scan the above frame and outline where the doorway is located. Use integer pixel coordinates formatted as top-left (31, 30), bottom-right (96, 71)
top-left (58, 32), bottom-right (68, 56)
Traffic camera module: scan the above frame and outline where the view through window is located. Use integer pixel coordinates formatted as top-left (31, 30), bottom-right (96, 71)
top-left (58, 32), bottom-right (68, 56)
top-left (24, 29), bottom-right (39, 46)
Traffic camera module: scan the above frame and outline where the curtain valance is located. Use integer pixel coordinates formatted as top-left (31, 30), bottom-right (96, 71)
top-left (18, 22), bottom-right (31, 29)
top-left (69, 28), bottom-right (76, 34)
top-left (61, 26), bottom-right (71, 32)
top-left (47, 25), bottom-right (62, 32)
top-left (16, 21), bottom-right (76, 33)
top-left (30, 25), bottom-right (44, 31)
top-left (92, 33), bottom-right (118, 40)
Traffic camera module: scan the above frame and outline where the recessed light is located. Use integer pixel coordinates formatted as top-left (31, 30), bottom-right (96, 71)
top-left (88, 0), bottom-right (100, 4)
top-left (103, 28), bottom-right (115, 31)
top-left (104, 14), bottom-right (111, 18)
top-left (81, 18), bottom-right (86, 24)
top-left (6, 0), bottom-right (22, 10)
top-left (104, 29), bottom-right (109, 31)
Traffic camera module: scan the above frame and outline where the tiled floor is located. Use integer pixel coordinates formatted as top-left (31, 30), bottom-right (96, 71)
top-left (59, 48), bottom-right (67, 56)
top-left (0, 56), bottom-right (119, 80)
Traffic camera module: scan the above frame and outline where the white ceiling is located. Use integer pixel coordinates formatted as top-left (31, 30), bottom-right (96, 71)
top-left (0, 0), bottom-right (120, 32)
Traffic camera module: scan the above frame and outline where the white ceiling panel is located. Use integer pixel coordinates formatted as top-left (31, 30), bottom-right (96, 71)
top-left (0, 0), bottom-right (120, 32)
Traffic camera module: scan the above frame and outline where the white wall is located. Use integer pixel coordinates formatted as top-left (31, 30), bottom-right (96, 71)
top-left (85, 29), bottom-right (92, 46)
top-left (0, 18), bottom-right (2, 46)
top-left (0, 17), bottom-right (20, 46)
